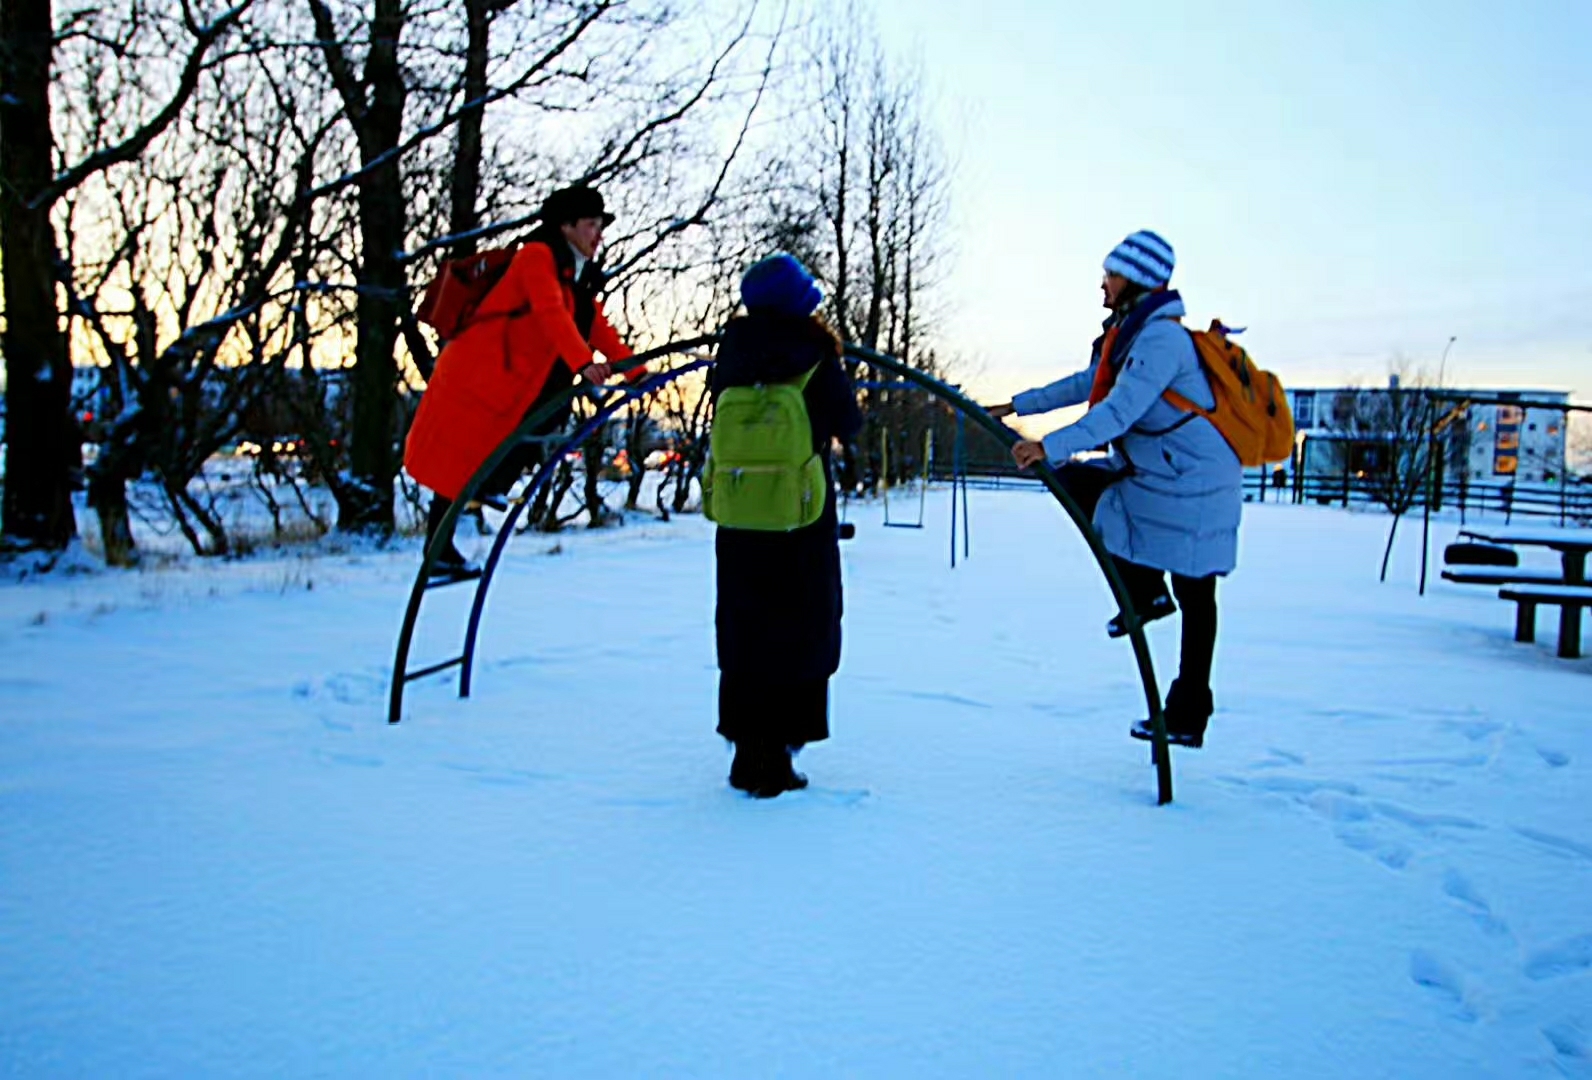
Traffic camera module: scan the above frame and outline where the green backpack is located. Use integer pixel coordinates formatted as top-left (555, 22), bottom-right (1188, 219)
top-left (704, 365), bottom-right (827, 531)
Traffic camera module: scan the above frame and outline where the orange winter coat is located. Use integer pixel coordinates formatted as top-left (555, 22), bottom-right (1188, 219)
top-left (404, 239), bottom-right (635, 500)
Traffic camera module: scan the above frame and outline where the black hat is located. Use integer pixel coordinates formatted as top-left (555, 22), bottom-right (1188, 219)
top-left (538, 184), bottom-right (615, 227)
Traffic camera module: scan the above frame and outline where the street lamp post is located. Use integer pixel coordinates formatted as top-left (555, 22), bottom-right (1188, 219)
top-left (1421, 336), bottom-right (1458, 595)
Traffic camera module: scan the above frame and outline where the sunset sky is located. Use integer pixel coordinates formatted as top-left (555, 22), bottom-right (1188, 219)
top-left (865, 0), bottom-right (1591, 406)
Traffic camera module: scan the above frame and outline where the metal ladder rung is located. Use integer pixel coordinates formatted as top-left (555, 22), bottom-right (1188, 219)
top-left (423, 568), bottom-right (483, 590)
top-left (404, 656), bottom-right (465, 683)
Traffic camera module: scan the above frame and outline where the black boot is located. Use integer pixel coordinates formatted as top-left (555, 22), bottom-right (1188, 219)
top-left (1107, 593), bottom-right (1177, 638)
top-left (1130, 679), bottom-right (1213, 748)
top-left (728, 740), bottom-right (762, 793)
top-left (753, 746), bottom-right (808, 798)
top-left (729, 741), bottom-right (808, 798)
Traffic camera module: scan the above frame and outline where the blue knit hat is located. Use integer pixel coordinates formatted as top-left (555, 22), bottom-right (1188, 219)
top-left (1103, 230), bottom-right (1175, 289)
top-left (741, 254), bottom-right (822, 317)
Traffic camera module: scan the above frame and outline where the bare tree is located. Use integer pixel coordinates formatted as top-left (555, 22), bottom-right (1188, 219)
top-left (1, 0), bottom-right (251, 553)
top-left (1331, 366), bottom-right (1447, 581)
top-left (57, 28), bottom-right (328, 563)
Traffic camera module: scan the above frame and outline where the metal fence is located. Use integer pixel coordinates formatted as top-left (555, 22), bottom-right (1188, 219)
top-left (917, 458), bottom-right (1592, 525)
top-left (1251, 469), bottom-right (1592, 525)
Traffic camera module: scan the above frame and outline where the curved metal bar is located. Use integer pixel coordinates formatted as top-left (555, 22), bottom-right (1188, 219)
top-left (457, 359), bottom-right (714, 698)
top-left (843, 344), bottom-right (1172, 803)
top-left (387, 336), bottom-right (717, 727)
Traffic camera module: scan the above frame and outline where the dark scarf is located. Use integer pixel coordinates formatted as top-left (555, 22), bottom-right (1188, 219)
top-left (1108, 289), bottom-right (1182, 371)
top-left (526, 223), bottom-right (601, 338)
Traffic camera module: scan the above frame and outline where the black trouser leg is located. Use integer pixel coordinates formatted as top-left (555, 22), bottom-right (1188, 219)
top-left (1056, 463), bottom-right (1171, 618)
top-left (1115, 557), bottom-right (1171, 609)
top-left (481, 438), bottom-right (545, 499)
top-left (1053, 461), bottom-right (1122, 520)
top-left (424, 495), bottom-right (468, 566)
top-left (1169, 574), bottom-right (1218, 721)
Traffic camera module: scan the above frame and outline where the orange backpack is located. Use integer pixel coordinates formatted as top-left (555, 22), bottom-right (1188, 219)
top-left (1164, 320), bottom-right (1295, 466)
top-left (415, 245), bottom-right (518, 341)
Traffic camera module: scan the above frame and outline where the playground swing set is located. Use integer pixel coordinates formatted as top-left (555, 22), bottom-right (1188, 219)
top-left (849, 374), bottom-right (974, 566)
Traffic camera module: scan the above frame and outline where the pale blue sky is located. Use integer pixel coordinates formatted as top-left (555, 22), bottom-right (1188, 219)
top-left (868, 0), bottom-right (1592, 404)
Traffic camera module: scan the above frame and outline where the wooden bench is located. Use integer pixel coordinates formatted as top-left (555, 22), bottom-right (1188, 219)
top-left (1443, 567), bottom-right (1566, 587)
top-left (1498, 584), bottom-right (1592, 659)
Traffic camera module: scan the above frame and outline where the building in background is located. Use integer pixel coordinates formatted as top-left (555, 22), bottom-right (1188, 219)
top-left (1287, 384), bottom-right (1570, 487)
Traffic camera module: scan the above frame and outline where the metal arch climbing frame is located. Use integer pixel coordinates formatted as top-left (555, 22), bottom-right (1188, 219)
top-left (844, 344), bottom-right (1173, 803)
top-left (387, 336), bottom-right (1174, 804)
top-left (387, 335), bottom-right (716, 728)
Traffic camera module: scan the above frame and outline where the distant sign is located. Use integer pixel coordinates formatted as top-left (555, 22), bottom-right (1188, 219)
top-left (1493, 405), bottom-right (1522, 476)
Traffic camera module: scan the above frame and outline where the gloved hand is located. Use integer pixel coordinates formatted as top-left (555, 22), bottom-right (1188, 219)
top-left (1012, 440), bottom-right (1047, 469)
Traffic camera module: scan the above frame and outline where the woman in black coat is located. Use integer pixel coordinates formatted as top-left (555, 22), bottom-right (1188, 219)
top-left (712, 255), bottom-right (863, 798)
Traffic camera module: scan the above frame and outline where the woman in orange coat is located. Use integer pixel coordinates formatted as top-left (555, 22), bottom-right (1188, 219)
top-left (405, 185), bottom-right (639, 573)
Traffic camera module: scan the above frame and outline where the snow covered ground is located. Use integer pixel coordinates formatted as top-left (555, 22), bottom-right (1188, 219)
top-left (2, 491), bottom-right (1588, 1078)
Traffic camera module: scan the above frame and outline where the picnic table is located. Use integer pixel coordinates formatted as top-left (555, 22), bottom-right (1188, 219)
top-left (1458, 525), bottom-right (1591, 584)
top-left (1460, 525), bottom-right (1592, 658)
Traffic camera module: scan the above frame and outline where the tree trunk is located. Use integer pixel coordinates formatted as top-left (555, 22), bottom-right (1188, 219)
top-left (87, 469), bottom-right (136, 567)
top-left (341, 0), bottom-right (409, 534)
top-left (0, 0), bottom-right (78, 549)
top-left (171, 483), bottom-right (229, 556)
top-left (449, 0), bottom-right (492, 258)
top-left (624, 408), bottom-right (647, 510)
top-left (1380, 512), bottom-right (1401, 582)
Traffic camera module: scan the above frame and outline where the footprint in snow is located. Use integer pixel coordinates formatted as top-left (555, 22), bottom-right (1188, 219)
top-left (1541, 1021), bottom-right (1590, 1064)
top-left (1408, 949), bottom-right (1480, 1022)
top-left (316, 672), bottom-right (386, 706)
top-left (1524, 934), bottom-right (1592, 981)
top-left (1244, 748), bottom-right (1306, 771)
top-left (1535, 745), bottom-right (1571, 768)
top-left (1440, 718), bottom-right (1505, 742)
top-left (1366, 772), bottom-right (1458, 793)
top-left (1369, 752), bottom-right (1492, 769)
top-left (1441, 869), bottom-right (1511, 937)
top-left (1219, 775), bottom-right (1361, 797)
top-left (1308, 790), bottom-right (1373, 823)
top-left (1333, 827), bottom-right (1413, 870)
top-left (1514, 827), bottom-right (1592, 863)
top-left (1371, 801), bottom-right (1484, 835)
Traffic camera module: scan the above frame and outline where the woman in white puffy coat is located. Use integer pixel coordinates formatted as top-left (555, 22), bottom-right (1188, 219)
top-left (990, 231), bottom-right (1242, 747)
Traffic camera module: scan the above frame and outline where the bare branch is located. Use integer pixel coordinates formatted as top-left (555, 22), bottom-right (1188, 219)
top-left (300, 1), bottom-right (616, 204)
top-left (33, 1), bottom-right (255, 208)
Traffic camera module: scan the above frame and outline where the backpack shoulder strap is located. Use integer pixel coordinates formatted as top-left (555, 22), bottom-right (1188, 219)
top-left (1157, 327), bottom-right (1216, 422)
top-left (793, 363), bottom-right (820, 391)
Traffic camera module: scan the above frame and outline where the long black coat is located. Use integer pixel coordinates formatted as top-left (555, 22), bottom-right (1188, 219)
top-left (712, 314), bottom-right (863, 681)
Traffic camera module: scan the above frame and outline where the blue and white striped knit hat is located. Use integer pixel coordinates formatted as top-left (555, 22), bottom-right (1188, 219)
top-left (1103, 230), bottom-right (1175, 289)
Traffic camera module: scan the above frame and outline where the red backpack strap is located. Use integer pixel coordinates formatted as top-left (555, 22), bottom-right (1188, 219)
top-left (1086, 326), bottom-right (1121, 407)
